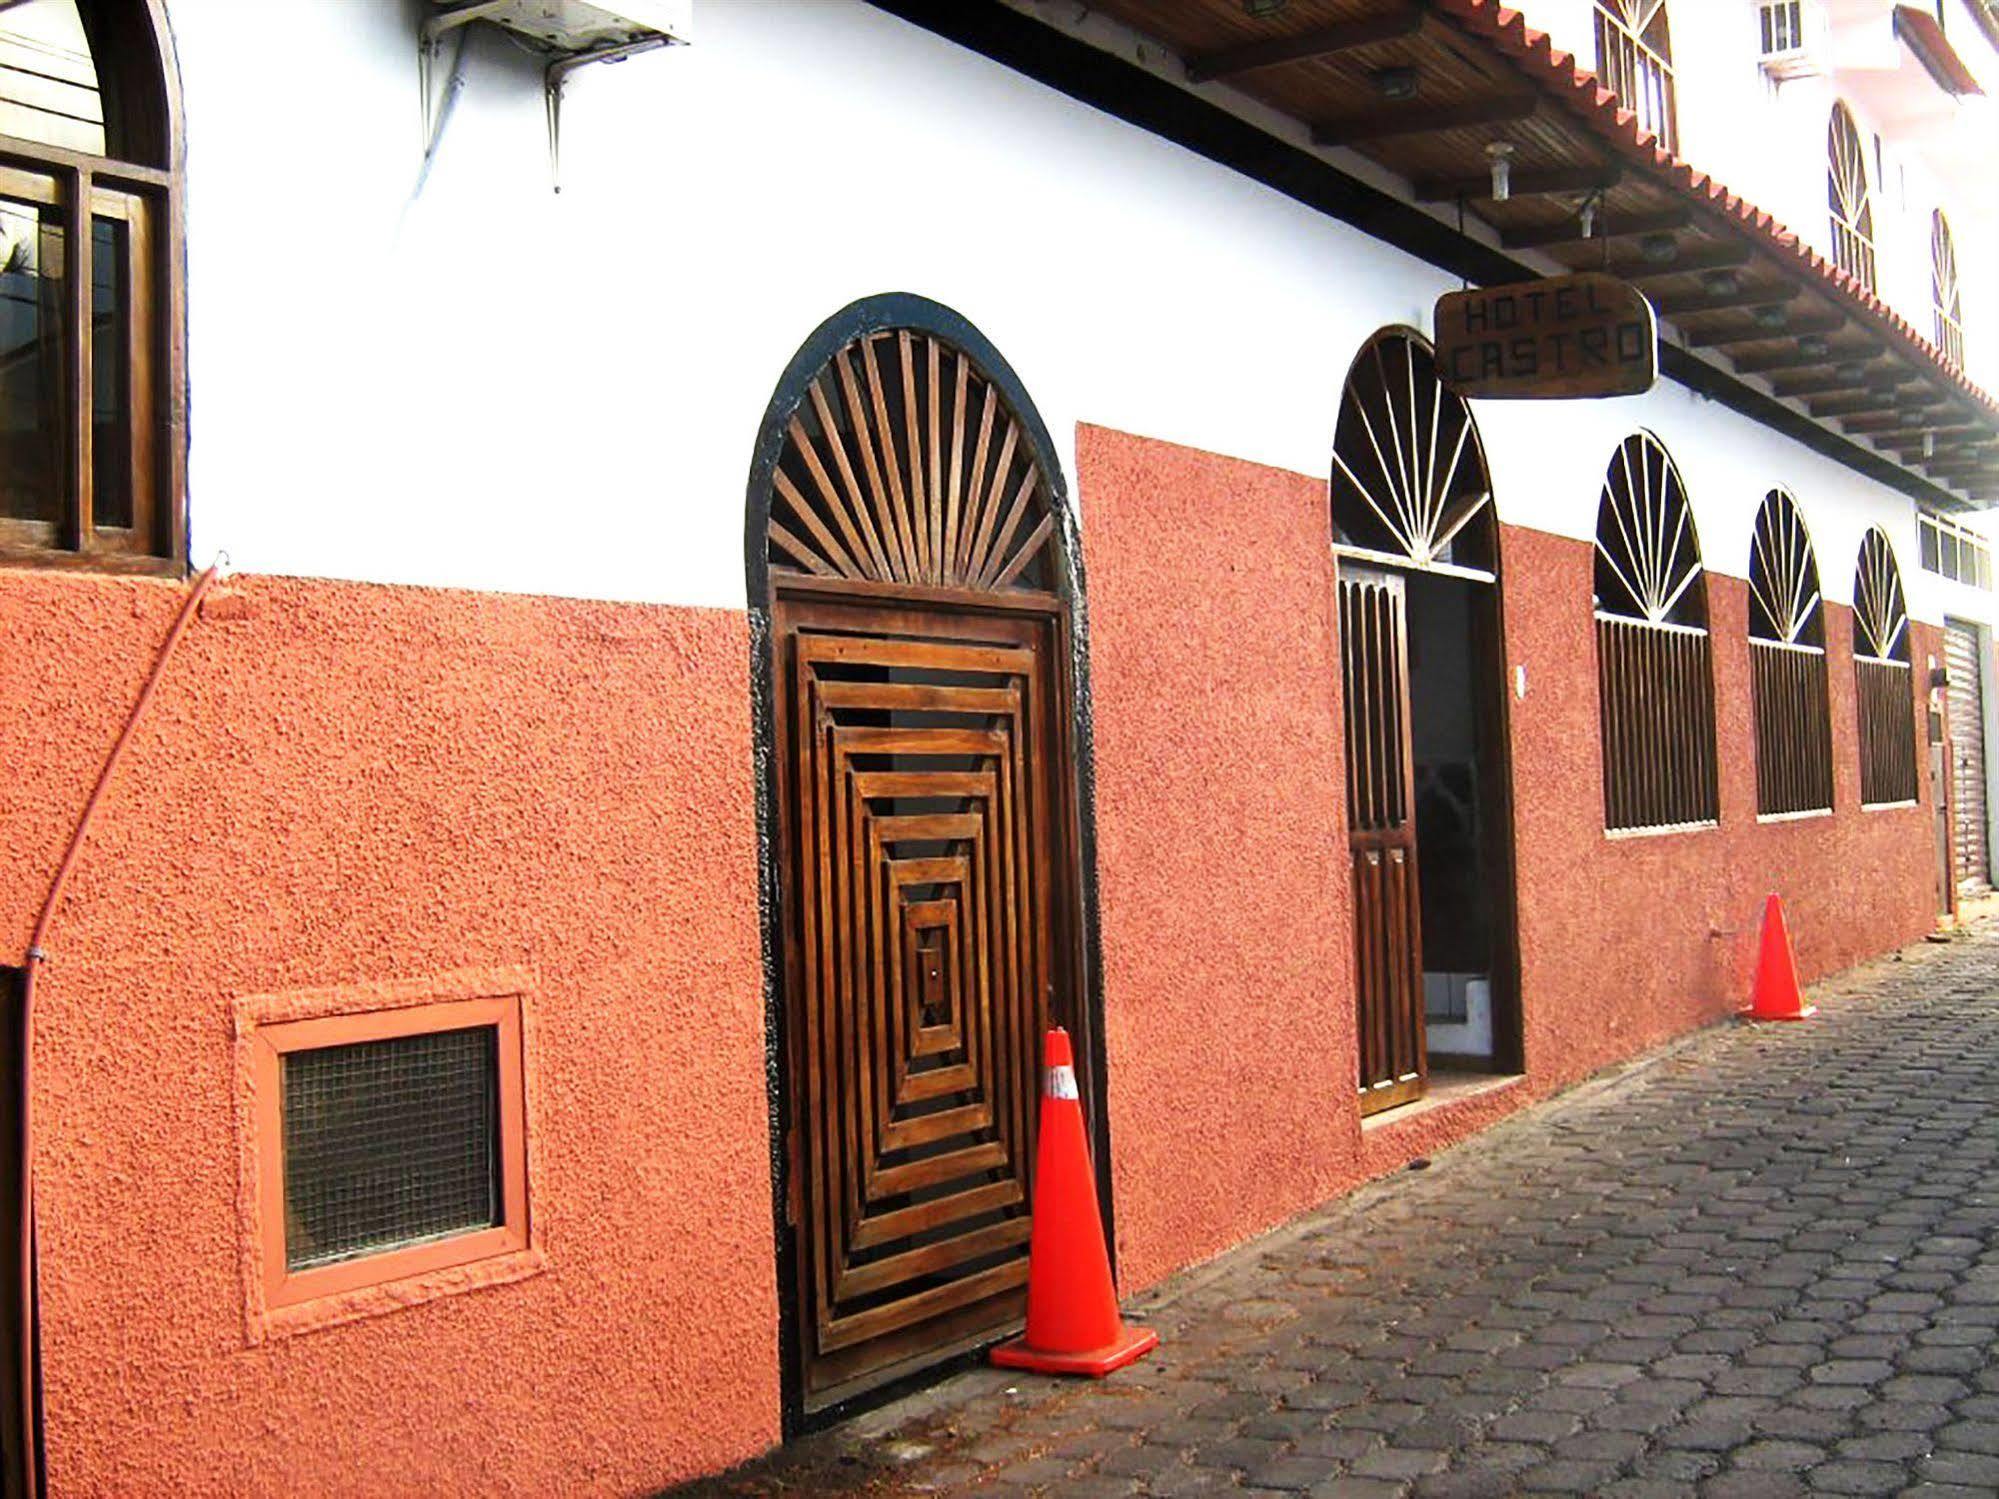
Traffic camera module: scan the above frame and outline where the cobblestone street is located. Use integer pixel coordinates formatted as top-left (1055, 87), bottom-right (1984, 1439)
top-left (685, 917), bottom-right (1999, 1497)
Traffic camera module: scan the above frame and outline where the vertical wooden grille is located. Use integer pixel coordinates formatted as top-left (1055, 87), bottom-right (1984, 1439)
top-left (1857, 658), bottom-right (1918, 805)
top-left (1594, 433), bottom-right (1717, 831)
top-left (1749, 490), bottom-right (1832, 815)
top-left (1339, 570), bottom-right (1425, 1115)
top-left (1597, 617), bottom-right (1721, 830)
top-left (1594, 0), bottom-right (1677, 154)
top-left (1828, 102), bottom-right (1876, 294)
top-left (1854, 526), bottom-right (1917, 806)
top-left (1752, 643), bottom-right (1834, 815)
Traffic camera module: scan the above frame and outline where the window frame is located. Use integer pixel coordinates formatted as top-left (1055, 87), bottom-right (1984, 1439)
top-left (1852, 526), bottom-right (1919, 808)
top-left (0, 0), bottom-right (184, 573)
top-left (1828, 102), bottom-right (1877, 294)
top-left (1932, 209), bottom-right (1964, 368)
top-left (1747, 489), bottom-right (1834, 817)
top-left (1594, 0), bottom-right (1678, 155)
top-left (236, 974), bottom-right (539, 1339)
top-left (1592, 431), bottom-right (1720, 833)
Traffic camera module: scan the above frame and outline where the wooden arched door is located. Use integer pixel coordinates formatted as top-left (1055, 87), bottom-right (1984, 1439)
top-left (754, 304), bottom-right (1087, 1412)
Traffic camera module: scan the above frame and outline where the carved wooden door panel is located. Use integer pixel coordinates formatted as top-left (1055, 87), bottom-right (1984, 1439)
top-left (1339, 568), bottom-right (1427, 1115)
top-left (774, 588), bottom-right (1065, 1409)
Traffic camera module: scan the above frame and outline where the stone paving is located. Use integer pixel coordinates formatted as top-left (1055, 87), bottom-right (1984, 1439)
top-left (683, 917), bottom-right (1999, 1498)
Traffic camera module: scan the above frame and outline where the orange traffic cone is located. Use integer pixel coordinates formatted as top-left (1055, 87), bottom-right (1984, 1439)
top-left (990, 1029), bottom-right (1158, 1377)
top-left (1747, 892), bottom-right (1815, 1020)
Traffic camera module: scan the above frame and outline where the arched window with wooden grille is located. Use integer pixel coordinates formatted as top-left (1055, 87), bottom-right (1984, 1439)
top-left (1594, 1), bottom-right (1677, 154)
top-left (1933, 210), bottom-right (1964, 368)
top-left (1828, 103), bottom-right (1876, 294)
top-left (1594, 432), bottom-right (1718, 831)
top-left (0, 0), bottom-right (181, 569)
top-left (1854, 527), bottom-right (1919, 806)
top-left (1749, 490), bottom-right (1833, 816)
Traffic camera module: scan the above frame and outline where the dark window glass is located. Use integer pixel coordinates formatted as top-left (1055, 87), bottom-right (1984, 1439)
top-left (90, 215), bottom-right (130, 529)
top-left (0, 195), bottom-right (64, 526)
top-left (281, 1026), bottom-right (501, 1272)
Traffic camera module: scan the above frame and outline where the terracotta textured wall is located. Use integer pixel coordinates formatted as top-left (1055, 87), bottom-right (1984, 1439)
top-left (1076, 424), bottom-right (1362, 1295)
top-left (1080, 427), bottom-right (1943, 1296)
top-left (1500, 525), bottom-right (1940, 1084)
top-left (0, 571), bottom-right (777, 1496)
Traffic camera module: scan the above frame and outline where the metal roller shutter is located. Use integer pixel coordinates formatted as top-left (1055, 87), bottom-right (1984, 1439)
top-left (1946, 621), bottom-right (1989, 890)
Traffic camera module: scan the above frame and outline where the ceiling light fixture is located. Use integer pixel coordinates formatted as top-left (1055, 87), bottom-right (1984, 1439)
top-left (1486, 142), bottom-right (1514, 202)
top-left (1639, 233), bottom-right (1678, 264)
top-left (1753, 304), bottom-right (1789, 330)
top-left (1799, 335), bottom-right (1831, 359)
top-left (1702, 270), bottom-right (1741, 297)
top-left (1372, 66), bottom-right (1419, 100)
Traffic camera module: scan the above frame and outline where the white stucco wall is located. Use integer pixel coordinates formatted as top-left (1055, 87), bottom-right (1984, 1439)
top-left (164, 0), bottom-right (1971, 624)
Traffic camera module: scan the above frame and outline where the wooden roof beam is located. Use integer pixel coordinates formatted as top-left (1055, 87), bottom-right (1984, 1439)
top-left (1501, 208), bottom-right (1691, 249)
top-left (1186, 7), bottom-right (1425, 84)
top-left (1652, 280), bottom-right (1797, 317)
top-left (1620, 242), bottom-right (1755, 280)
top-left (1678, 312), bottom-right (1846, 349)
top-left (1732, 343), bottom-right (1876, 376)
top-left (1313, 93), bottom-right (1538, 147)
top-left (1415, 162), bottom-right (1621, 203)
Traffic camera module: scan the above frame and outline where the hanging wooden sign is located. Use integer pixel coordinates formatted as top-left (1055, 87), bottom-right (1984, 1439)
top-left (1434, 273), bottom-right (1657, 400)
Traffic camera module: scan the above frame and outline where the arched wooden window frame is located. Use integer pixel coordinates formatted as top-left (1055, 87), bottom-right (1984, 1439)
top-left (1330, 327), bottom-right (1496, 580)
top-left (0, 0), bottom-right (184, 572)
top-left (1593, 432), bottom-right (1719, 831)
top-left (1932, 210), bottom-right (1964, 368)
top-left (1594, 1), bottom-right (1677, 154)
top-left (1854, 526), bottom-right (1919, 806)
top-left (1748, 490), bottom-right (1834, 816)
top-left (1828, 102), bottom-right (1877, 294)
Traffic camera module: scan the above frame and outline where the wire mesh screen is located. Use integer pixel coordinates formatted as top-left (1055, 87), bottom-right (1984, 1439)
top-left (281, 1025), bottom-right (500, 1271)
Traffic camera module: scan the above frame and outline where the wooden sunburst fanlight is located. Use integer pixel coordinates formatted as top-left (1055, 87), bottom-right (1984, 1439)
top-left (1854, 527), bottom-right (1910, 663)
top-left (1828, 102), bottom-right (1876, 293)
top-left (767, 329), bottom-right (1057, 593)
top-left (1749, 489), bottom-right (1824, 648)
top-left (1331, 330), bottom-right (1495, 573)
top-left (1593, 432), bottom-right (1705, 627)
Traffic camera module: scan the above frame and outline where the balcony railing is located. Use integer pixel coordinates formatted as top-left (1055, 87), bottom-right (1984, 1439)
top-left (1595, 3), bottom-right (1678, 154)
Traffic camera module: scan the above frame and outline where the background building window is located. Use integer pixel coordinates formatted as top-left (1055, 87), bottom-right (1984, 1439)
top-left (1918, 510), bottom-right (1991, 590)
top-left (1853, 527), bottom-right (1919, 805)
top-left (1595, 1), bottom-right (1678, 154)
top-left (0, 0), bottom-right (179, 569)
top-left (1748, 490), bottom-right (1834, 816)
top-left (1593, 432), bottom-right (1719, 832)
top-left (1932, 210), bottom-right (1964, 367)
top-left (254, 993), bottom-right (530, 1311)
top-left (1828, 102), bottom-right (1877, 293)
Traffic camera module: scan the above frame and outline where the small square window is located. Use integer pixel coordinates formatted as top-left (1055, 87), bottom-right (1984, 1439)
top-left (246, 987), bottom-right (532, 1325)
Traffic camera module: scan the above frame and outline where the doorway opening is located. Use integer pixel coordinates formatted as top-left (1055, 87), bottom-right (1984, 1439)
top-left (1332, 330), bottom-right (1522, 1115)
top-left (1405, 569), bottom-right (1518, 1075)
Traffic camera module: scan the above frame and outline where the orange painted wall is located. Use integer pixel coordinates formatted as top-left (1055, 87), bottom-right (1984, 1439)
top-left (1, 570), bottom-right (778, 1496)
top-left (1078, 425), bottom-right (1942, 1297)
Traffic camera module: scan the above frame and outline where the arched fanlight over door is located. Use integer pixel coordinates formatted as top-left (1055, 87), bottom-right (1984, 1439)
top-left (1854, 526), bottom-right (1910, 663)
top-left (1828, 102), bottom-right (1876, 293)
top-left (1593, 431), bottom-right (1706, 627)
top-left (1749, 488), bottom-right (1825, 648)
top-left (1330, 329), bottom-right (1495, 575)
top-left (1749, 489), bottom-right (1833, 816)
top-left (1853, 526), bottom-right (1917, 805)
top-left (1933, 210), bottom-right (1964, 368)
top-left (768, 328), bottom-right (1057, 593)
